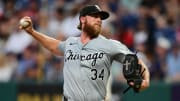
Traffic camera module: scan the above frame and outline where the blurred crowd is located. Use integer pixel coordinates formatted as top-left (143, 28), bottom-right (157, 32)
top-left (0, 0), bottom-right (180, 84)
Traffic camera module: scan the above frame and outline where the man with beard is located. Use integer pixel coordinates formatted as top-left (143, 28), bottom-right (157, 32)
top-left (19, 5), bottom-right (150, 101)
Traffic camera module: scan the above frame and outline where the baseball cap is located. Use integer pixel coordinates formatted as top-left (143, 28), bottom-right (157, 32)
top-left (79, 5), bottom-right (109, 20)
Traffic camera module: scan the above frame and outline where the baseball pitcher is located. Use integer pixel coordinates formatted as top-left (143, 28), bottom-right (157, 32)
top-left (19, 5), bottom-right (150, 101)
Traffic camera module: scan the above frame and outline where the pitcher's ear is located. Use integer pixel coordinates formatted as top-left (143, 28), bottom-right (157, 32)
top-left (80, 16), bottom-right (86, 24)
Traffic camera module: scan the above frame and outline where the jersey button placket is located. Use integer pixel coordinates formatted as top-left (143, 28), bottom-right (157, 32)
top-left (80, 49), bottom-right (86, 83)
top-left (80, 47), bottom-right (91, 99)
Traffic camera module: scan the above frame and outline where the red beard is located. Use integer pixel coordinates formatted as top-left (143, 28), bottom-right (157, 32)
top-left (83, 22), bottom-right (101, 39)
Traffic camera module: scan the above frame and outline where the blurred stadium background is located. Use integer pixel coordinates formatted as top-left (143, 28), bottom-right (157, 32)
top-left (0, 0), bottom-right (180, 101)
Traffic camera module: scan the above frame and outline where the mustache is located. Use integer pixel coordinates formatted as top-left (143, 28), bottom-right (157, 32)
top-left (94, 23), bottom-right (101, 27)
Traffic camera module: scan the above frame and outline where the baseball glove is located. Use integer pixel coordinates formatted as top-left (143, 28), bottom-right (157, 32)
top-left (122, 54), bottom-right (145, 93)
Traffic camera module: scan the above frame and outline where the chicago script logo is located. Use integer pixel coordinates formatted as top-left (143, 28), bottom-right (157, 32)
top-left (65, 50), bottom-right (104, 66)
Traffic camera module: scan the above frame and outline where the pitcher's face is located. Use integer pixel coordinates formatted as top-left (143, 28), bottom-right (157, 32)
top-left (83, 14), bottom-right (102, 38)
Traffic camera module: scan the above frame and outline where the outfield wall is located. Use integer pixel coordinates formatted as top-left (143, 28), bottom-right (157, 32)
top-left (0, 82), bottom-right (179, 101)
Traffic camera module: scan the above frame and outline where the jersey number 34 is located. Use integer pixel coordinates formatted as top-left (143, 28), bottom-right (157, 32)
top-left (91, 69), bottom-right (104, 80)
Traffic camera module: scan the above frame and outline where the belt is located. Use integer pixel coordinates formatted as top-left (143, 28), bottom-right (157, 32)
top-left (63, 96), bottom-right (68, 101)
top-left (63, 96), bottom-right (105, 101)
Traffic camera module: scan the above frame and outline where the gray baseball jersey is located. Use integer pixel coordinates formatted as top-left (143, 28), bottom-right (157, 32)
top-left (58, 35), bottom-right (132, 101)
